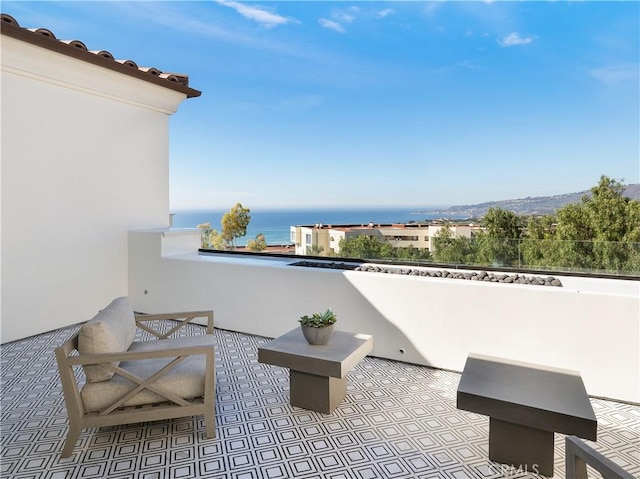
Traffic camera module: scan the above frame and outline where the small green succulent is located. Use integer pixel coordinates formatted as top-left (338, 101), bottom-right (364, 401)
top-left (299, 309), bottom-right (337, 328)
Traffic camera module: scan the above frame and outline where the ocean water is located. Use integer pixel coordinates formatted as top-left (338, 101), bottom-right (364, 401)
top-left (171, 208), bottom-right (445, 246)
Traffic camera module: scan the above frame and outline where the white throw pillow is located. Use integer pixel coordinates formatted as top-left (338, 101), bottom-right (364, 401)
top-left (78, 297), bottom-right (137, 382)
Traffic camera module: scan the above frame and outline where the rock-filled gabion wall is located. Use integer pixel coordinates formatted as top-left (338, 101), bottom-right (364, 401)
top-left (355, 265), bottom-right (563, 286)
top-left (291, 261), bottom-right (562, 287)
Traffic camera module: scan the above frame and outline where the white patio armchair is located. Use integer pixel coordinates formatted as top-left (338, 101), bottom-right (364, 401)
top-left (54, 297), bottom-right (215, 458)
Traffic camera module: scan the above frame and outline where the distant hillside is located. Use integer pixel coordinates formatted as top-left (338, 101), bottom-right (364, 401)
top-left (420, 184), bottom-right (640, 218)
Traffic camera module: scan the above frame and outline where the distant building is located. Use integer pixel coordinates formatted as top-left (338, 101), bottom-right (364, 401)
top-left (290, 222), bottom-right (482, 256)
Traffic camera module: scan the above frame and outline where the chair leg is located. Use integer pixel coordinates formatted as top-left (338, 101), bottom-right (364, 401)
top-left (204, 410), bottom-right (216, 438)
top-left (60, 422), bottom-right (82, 458)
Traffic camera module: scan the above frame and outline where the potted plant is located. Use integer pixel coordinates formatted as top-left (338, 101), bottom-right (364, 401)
top-left (299, 309), bottom-right (337, 345)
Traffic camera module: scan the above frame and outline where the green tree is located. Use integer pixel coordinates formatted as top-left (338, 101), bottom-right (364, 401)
top-left (306, 244), bottom-right (325, 256)
top-left (246, 233), bottom-right (267, 252)
top-left (338, 235), bottom-right (394, 260)
top-left (623, 201), bottom-right (640, 272)
top-left (583, 176), bottom-right (640, 272)
top-left (394, 245), bottom-right (432, 261)
top-left (521, 176), bottom-right (640, 273)
top-left (475, 208), bottom-right (524, 267)
top-left (197, 222), bottom-right (225, 249)
top-left (551, 203), bottom-right (594, 270)
top-left (338, 235), bottom-right (430, 261)
top-left (431, 225), bottom-right (477, 265)
top-left (222, 202), bottom-right (251, 249)
top-left (521, 215), bottom-right (559, 269)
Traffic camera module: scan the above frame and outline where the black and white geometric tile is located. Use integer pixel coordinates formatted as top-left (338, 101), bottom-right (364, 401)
top-left (1, 324), bottom-right (638, 479)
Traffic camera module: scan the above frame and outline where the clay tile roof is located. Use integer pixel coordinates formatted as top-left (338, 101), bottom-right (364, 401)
top-left (27, 27), bottom-right (56, 38)
top-left (1, 13), bottom-right (201, 98)
top-left (90, 50), bottom-right (115, 60)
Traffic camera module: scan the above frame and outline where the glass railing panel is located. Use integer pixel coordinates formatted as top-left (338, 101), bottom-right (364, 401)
top-left (200, 239), bottom-right (640, 277)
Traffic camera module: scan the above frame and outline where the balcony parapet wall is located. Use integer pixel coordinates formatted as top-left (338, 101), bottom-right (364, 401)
top-left (128, 228), bottom-right (640, 403)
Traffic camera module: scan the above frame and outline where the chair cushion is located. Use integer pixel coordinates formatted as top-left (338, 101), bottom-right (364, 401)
top-left (78, 297), bottom-right (137, 382)
top-left (80, 335), bottom-right (215, 411)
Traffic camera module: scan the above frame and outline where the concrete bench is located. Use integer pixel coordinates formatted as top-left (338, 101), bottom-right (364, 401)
top-left (456, 353), bottom-right (597, 476)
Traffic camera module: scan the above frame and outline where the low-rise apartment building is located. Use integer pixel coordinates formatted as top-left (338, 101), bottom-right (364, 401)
top-left (290, 222), bottom-right (481, 256)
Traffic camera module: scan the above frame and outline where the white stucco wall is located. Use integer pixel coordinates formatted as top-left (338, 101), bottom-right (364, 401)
top-left (129, 229), bottom-right (640, 403)
top-left (1, 36), bottom-right (191, 342)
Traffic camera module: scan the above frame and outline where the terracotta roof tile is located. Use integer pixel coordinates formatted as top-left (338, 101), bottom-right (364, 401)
top-left (27, 27), bottom-right (56, 38)
top-left (1, 13), bottom-right (201, 98)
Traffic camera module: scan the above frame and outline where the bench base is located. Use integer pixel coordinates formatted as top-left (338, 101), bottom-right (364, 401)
top-left (489, 418), bottom-right (554, 476)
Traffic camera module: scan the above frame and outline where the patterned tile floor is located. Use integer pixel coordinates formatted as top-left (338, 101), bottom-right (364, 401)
top-left (1, 324), bottom-right (639, 479)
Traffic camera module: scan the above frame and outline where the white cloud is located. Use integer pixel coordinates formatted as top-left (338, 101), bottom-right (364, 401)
top-left (590, 64), bottom-right (639, 86)
top-left (318, 6), bottom-right (393, 34)
top-left (319, 18), bottom-right (346, 33)
top-left (498, 32), bottom-right (534, 47)
top-left (333, 6), bottom-right (359, 24)
top-left (216, 0), bottom-right (295, 27)
top-left (375, 8), bottom-right (394, 19)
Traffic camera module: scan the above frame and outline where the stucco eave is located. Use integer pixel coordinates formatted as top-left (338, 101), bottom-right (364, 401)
top-left (1, 19), bottom-right (201, 99)
top-left (2, 36), bottom-right (191, 114)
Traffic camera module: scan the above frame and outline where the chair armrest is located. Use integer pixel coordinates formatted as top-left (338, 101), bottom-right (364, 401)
top-left (135, 310), bottom-right (214, 338)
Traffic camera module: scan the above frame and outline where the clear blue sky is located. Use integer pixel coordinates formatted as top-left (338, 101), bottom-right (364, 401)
top-left (6, 1), bottom-right (639, 210)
